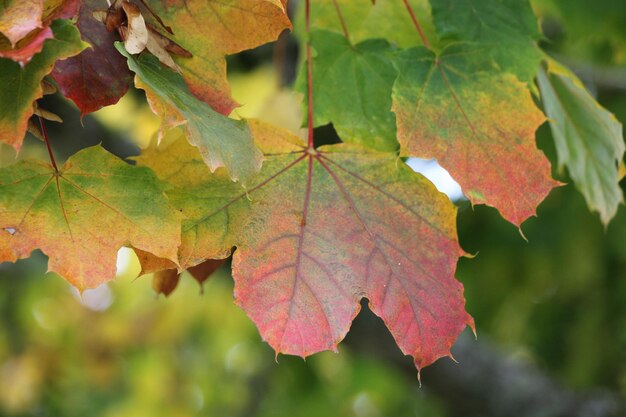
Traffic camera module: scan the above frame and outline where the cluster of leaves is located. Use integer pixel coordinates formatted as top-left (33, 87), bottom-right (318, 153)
top-left (0, 0), bottom-right (624, 373)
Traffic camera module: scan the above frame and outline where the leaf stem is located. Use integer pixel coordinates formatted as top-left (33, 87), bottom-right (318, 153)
top-left (402, 0), bottom-right (430, 49)
top-left (332, 0), bottom-right (351, 42)
top-left (305, 0), bottom-right (314, 148)
top-left (38, 115), bottom-right (59, 173)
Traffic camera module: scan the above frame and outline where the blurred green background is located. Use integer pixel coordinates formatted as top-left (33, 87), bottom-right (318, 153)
top-left (0, 1), bottom-right (625, 416)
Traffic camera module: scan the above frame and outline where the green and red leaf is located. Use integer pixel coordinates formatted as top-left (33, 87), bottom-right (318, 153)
top-left (145, 0), bottom-right (292, 114)
top-left (392, 44), bottom-right (559, 225)
top-left (137, 122), bottom-right (473, 370)
top-left (0, 145), bottom-right (181, 290)
top-left (0, 20), bottom-right (87, 152)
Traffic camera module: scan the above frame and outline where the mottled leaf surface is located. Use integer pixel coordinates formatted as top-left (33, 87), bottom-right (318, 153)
top-left (392, 45), bottom-right (558, 225)
top-left (430, 0), bottom-right (543, 82)
top-left (51, 0), bottom-right (134, 115)
top-left (302, 29), bottom-right (398, 152)
top-left (147, 0), bottom-right (291, 114)
top-left (117, 44), bottom-right (263, 183)
top-left (0, 146), bottom-right (181, 290)
top-left (137, 122), bottom-right (473, 370)
top-left (0, 20), bottom-right (86, 151)
top-left (537, 64), bottom-right (625, 225)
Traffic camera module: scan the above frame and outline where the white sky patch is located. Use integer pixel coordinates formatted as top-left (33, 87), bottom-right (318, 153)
top-left (116, 247), bottom-right (134, 276)
top-left (71, 284), bottom-right (114, 312)
top-left (406, 158), bottom-right (464, 202)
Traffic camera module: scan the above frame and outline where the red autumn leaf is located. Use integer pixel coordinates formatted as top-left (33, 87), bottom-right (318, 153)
top-left (51, 0), bottom-right (134, 115)
top-left (137, 122), bottom-right (474, 370)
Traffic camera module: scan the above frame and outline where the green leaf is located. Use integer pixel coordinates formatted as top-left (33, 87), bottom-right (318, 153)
top-left (537, 63), bottom-right (625, 226)
top-left (116, 44), bottom-right (263, 184)
top-left (301, 29), bottom-right (398, 151)
top-left (304, 0), bottom-right (435, 49)
top-left (430, 0), bottom-right (543, 82)
top-left (0, 19), bottom-right (87, 151)
top-left (0, 146), bottom-right (181, 290)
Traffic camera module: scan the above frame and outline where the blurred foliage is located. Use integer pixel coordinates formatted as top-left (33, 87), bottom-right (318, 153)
top-left (533, 0), bottom-right (626, 66)
top-left (0, 252), bottom-right (445, 417)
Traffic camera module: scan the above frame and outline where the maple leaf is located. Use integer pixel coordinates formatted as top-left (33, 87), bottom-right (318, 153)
top-left (136, 122), bottom-right (473, 370)
top-left (145, 0), bottom-right (292, 115)
top-left (302, 29), bottom-right (398, 152)
top-left (305, 0), bottom-right (435, 49)
top-left (51, 0), bottom-right (134, 116)
top-left (0, 146), bottom-right (181, 290)
top-left (537, 62), bottom-right (625, 226)
top-left (0, 19), bottom-right (87, 152)
top-left (430, 0), bottom-right (543, 83)
top-left (392, 44), bottom-right (559, 226)
top-left (117, 45), bottom-right (263, 183)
